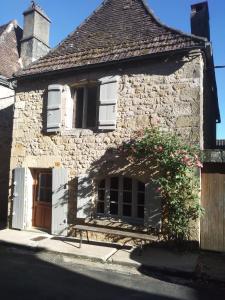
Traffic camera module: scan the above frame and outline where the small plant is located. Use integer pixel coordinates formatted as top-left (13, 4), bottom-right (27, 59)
top-left (122, 127), bottom-right (204, 241)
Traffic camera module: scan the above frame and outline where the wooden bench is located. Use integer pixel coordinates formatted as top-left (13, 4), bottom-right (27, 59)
top-left (74, 224), bottom-right (158, 249)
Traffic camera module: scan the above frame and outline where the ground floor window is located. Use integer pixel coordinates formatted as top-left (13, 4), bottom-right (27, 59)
top-left (97, 177), bottom-right (145, 221)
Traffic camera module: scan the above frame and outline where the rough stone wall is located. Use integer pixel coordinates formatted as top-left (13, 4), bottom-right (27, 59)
top-left (9, 51), bottom-right (204, 239)
top-left (0, 85), bottom-right (14, 225)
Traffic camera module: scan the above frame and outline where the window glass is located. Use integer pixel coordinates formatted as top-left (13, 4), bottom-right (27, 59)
top-left (97, 179), bottom-right (105, 214)
top-left (96, 177), bottom-right (145, 220)
top-left (38, 173), bottom-right (52, 203)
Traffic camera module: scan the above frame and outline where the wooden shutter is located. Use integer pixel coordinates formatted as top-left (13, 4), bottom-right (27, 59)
top-left (98, 76), bottom-right (119, 130)
top-left (12, 168), bottom-right (26, 230)
top-left (63, 85), bottom-right (73, 129)
top-left (47, 84), bottom-right (63, 132)
top-left (52, 168), bottom-right (68, 236)
top-left (144, 182), bottom-right (162, 229)
top-left (77, 174), bottom-right (93, 219)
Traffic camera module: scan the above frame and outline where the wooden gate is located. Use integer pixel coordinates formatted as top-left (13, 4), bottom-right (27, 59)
top-left (201, 166), bottom-right (225, 252)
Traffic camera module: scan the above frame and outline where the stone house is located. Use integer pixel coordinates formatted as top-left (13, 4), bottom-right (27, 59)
top-left (8, 0), bottom-right (220, 242)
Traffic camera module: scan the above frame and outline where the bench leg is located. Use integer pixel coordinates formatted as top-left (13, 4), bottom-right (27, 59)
top-left (79, 231), bottom-right (83, 248)
top-left (86, 230), bottom-right (90, 243)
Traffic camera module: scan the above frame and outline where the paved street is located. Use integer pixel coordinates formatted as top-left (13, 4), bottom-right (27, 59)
top-left (0, 246), bottom-right (224, 300)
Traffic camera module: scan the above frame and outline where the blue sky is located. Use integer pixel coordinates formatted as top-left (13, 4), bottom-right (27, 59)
top-left (1, 0), bottom-right (224, 138)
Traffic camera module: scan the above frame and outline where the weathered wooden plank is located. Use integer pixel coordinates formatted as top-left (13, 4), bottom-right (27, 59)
top-left (201, 173), bottom-right (225, 252)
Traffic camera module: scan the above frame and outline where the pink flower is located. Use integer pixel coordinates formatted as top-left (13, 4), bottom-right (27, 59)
top-left (196, 160), bottom-right (203, 168)
top-left (157, 145), bottom-right (163, 152)
top-left (156, 187), bottom-right (162, 193)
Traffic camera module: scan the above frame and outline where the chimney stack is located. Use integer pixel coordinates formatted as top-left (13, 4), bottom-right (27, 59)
top-left (20, 1), bottom-right (51, 67)
top-left (191, 2), bottom-right (210, 41)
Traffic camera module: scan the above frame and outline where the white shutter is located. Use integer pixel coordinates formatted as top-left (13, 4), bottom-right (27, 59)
top-left (47, 84), bottom-right (63, 132)
top-left (52, 168), bottom-right (68, 236)
top-left (77, 174), bottom-right (93, 219)
top-left (63, 85), bottom-right (74, 129)
top-left (144, 182), bottom-right (162, 230)
top-left (98, 76), bottom-right (119, 130)
top-left (12, 168), bottom-right (32, 230)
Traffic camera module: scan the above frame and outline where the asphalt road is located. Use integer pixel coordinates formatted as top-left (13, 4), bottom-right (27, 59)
top-left (0, 246), bottom-right (224, 300)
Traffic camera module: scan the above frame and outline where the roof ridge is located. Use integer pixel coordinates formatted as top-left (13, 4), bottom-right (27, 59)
top-left (140, 0), bottom-right (207, 43)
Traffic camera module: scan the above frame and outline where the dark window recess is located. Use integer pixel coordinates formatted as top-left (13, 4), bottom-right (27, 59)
top-left (137, 206), bottom-right (144, 218)
top-left (75, 88), bottom-right (84, 128)
top-left (86, 86), bottom-right (98, 128)
top-left (73, 85), bottom-right (98, 129)
top-left (110, 177), bottom-right (119, 189)
top-left (110, 203), bottom-right (118, 215)
top-left (124, 177), bottom-right (132, 190)
top-left (123, 204), bottom-right (132, 217)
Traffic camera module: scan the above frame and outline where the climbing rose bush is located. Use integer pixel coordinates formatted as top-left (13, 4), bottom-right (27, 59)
top-left (122, 128), bottom-right (204, 241)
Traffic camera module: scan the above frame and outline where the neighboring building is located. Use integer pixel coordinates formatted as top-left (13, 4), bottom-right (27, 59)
top-left (7, 0), bottom-right (220, 242)
top-left (0, 3), bottom-right (51, 225)
top-left (0, 20), bottom-right (22, 224)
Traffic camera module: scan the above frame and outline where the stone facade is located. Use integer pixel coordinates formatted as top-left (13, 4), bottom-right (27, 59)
top-left (8, 51), bottom-right (206, 241)
top-left (0, 84), bottom-right (14, 224)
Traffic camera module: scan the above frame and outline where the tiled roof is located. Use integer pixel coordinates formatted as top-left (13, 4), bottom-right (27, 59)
top-left (0, 21), bottom-right (22, 78)
top-left (17, 0), bottom-right (207, 78)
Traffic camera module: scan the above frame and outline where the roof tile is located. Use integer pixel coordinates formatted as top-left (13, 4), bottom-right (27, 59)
top-left (17, 0), bottom-right (206, 77)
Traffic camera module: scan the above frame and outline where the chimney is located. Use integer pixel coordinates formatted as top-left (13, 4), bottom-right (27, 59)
top-left (20, 1), bottom-right (51, 67)
top-left (191, 2), bottom-right (210, 41)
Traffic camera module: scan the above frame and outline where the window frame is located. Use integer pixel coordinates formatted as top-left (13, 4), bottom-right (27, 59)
top-left (96, 177), bottom-right (145, 224)
top-left (71, 83), bottom-right (99, 130)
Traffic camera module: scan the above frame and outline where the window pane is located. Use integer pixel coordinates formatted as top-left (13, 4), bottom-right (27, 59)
top-left (110, 190), bottom-right (118, 203)
top-left (97, 202), bottom-right (104, 214)
top-left (86, 86), bottom-right (97, 128)
top-left (137, 206), bottom-right (144, 218)
top-left (45, 174), bottom-right (52, 188)
top-left (40, 174), bottom-right (46, 187)
top-left (123, 191), bottom-right (132, 203)
top-left (98, 189), bottom-right (105, 201)
top-left (123, 177), bottom-right (132, 190)
top-left (110, 177), bottom-right (118, 189)
top-left (123, 205), bottom-right (132, 217)
top-left (138, 181), bottom-right (145, 192)
top-left (98, 179), bottom-right (105, 189)
top-left (75, 88), bottom-right (84, 128)
top-left (137, 192), bottom-right (145, 205)
top-left (110, 203), bottom-right (118, 215)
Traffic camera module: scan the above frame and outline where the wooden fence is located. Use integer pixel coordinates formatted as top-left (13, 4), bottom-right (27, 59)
top-left (201, 164), bottom-right (225, 252)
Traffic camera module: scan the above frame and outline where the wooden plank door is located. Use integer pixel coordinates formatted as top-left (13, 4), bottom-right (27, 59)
top-left (201, 172), bottom-right (225, 252)
top-left (33, 170), bottom-right (52, 231)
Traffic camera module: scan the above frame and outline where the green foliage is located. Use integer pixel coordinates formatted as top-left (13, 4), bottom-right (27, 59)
top-left (123, 128), bottom-right (204, 241)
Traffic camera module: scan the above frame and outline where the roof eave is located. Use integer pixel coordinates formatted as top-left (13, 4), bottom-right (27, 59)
top-left (13, 45), bottom-right (206, 81)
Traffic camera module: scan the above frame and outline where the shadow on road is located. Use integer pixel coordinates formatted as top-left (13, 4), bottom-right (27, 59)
top-left (0, 244), bottom-right (224, 300)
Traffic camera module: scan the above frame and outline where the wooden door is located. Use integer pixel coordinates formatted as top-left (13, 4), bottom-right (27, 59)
top-left (33, 171), bottom-right (52, 231)
top-left (201, 172), bottom-right (225, 252)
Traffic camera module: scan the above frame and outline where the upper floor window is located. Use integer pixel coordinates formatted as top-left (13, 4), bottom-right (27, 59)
top-left (72, 85), bottom-right (98, 129)
top-left (46, 76), bottom-right (119, 133)
top-left (96, 177), bottom-right (145, 221)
